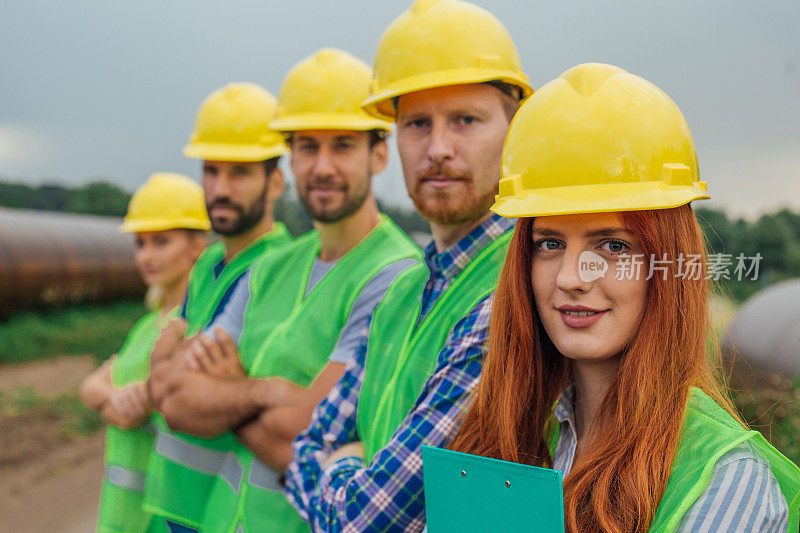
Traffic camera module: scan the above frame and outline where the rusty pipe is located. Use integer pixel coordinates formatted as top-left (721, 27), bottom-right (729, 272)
top-left (0, 208), bottom-right (146, 317)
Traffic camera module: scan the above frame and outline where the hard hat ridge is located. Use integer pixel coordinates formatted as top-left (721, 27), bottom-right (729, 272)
top-left (184, 83), bottom-right (288, 162)
top-left (270, 48), bottom-right (392, 133)
top-left (362, 0), bottom-right (533, 121)
top-left (492, 63), bottom-right (710, 218)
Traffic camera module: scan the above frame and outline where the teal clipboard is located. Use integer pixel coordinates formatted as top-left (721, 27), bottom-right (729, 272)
top-left (422, 445), bottom-right (565, 533)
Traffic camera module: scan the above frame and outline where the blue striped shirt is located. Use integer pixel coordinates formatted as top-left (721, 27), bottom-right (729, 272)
top-left (552, 385), bottom-right (789, 532)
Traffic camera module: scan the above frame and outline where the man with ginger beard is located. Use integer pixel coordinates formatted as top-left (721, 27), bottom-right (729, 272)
top-left (284, 0), bottom-right (534, 531)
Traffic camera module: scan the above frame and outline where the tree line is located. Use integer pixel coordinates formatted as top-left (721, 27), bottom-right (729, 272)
top-left (0, 178), bottom-right (428, 235)
top-left (696, 207), bottom-right (800, 300)
top-left (0, 179), bottom-right (130, 217)
top-left (1, 179), bottom-right (795, 301)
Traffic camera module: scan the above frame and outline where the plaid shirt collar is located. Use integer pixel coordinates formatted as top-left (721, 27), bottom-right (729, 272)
top-left (423, 213), bottom-right (516, 282)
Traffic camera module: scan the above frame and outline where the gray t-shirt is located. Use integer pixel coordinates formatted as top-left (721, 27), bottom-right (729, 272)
top-left (306, 259), bottom-right (336, 296)
top-left (204, 256), bottom-right (418, 364)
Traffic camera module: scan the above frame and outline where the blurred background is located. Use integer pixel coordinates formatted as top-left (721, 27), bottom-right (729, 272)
top-left (1, 1), bottom-right (798, 531)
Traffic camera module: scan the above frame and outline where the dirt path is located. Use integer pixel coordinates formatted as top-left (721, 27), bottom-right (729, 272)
top-left (0, 355), bottom-right (103, 532)
top-left (0, 355), bottom-right (95, 397)
top-left (0, 431), bottom-right (103, 532)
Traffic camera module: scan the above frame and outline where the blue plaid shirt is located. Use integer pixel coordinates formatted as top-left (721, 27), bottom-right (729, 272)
top-left (284, 214), bottom-right (515, 532)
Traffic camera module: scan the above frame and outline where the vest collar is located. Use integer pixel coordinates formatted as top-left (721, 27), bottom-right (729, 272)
top-left (423, 213), bottom-right (516, 281)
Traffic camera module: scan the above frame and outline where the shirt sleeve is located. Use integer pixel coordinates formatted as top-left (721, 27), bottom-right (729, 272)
top-left (677, 440), bottom-right (789, 532)
top-left (202, 269), bottom-right (251, 343)
top-left (299, 294), bottom-right (493, 532)
top-left (329, 258), bottom-right (419, 364)
top-left (284, 327), bottom-right (369, 521)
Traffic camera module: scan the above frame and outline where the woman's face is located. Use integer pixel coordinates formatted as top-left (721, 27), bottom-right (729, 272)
top-left (134, 230), bottom-right (203, 288)
top-left (530, 212), bottom-right (649, 363)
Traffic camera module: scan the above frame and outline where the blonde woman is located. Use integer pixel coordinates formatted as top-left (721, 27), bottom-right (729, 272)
top-left (79, 173), bottom-right (209, 533)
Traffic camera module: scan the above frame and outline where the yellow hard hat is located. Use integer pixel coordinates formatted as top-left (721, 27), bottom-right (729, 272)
top-left (492, 63), bottom-right (710, 218)
top-left (270, 48), bottom-right (392, 133)
top-left (119, 173), bottom-right (211, 233)
top-left (362, 0), bottom-right (533, 121)
top-left (183, 83), bottom-right (288, 162)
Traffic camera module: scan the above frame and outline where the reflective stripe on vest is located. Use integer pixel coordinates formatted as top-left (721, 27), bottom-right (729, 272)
top-left (144, 230), bottom-right (292, 526)
top-left (199, 216), bottom-right (421, 533)
top-left (219, 454), bottom-right (244, 494)
top-left (248, 460), bottom-right (282, 492)
top-left (100, 309), bottom-right (172, 533)
top-left (106, 465), bottom-right (146, 492)
top-left (155, 430), bottom-right (243, 493)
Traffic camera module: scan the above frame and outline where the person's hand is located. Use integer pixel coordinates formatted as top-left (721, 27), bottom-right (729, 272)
top-left (323, 442), bottom-right (365, 469)
top-left (151, 319), bottom-right (187, 365)
top-left (183, 328), bottom-right (246, 379)
top-left (109, 382), bottom-right (151, 421)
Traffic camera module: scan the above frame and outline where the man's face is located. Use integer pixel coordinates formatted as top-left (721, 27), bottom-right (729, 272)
top-left (202, 161), bottom-right (268, 235)
top-left (290, 130), bottom-right (387, 223)
top-left (395, 84), bottom-right (511, 226)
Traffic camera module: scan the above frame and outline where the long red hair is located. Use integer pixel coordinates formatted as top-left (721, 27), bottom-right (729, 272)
top-left (449, 205), bottom-right (738, 532)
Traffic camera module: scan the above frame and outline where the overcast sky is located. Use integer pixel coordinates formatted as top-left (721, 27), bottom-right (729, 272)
top-left (1, 0), bottom-right (798, 218)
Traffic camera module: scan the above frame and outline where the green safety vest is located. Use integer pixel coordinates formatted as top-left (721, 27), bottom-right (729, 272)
top-left (201, 215), bottom-right (422, 533)
top-left (143, 225), bottom-right (292, 529)
top-left (650, 389), bottom-right (800, 532)
top-left (98, 309), bottom-right (172, 533)
top-left (358, 230), bottom-right (512, 462)
top-left (545, 388), bottom-right (800, 532)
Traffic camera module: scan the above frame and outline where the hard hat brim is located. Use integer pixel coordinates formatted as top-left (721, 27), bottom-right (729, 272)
top-left (119, 218), bottom-right (212, 234)
top-left (491, 180), bottom-right (710, 218)
top-left (270, 113), bottom-right (392, 133)
top-left (362, 67), bottom-right (534, 122)
top-left (183, 142), bottom-right (288, 162)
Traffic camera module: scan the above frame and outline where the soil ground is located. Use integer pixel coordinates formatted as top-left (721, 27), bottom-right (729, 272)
top-left (0, 355), bottom-right (103, 532)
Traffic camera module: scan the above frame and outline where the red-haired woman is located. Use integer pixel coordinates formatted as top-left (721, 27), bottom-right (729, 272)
top-left (448, 64), bottom-right (800, 532)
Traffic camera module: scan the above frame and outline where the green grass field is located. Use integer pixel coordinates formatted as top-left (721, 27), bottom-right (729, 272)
top-left (0, 387), bottom-right (103, 437)
top-left (0, 300), bottom-right (146, 365)
top-left (731, 377), bottom-right (800, 465)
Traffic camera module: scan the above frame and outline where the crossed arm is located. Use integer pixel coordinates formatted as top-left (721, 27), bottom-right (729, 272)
top-left (79, 357), bottom-right (152, 430)
top-left (146, 318), bottom-right (345, 470)
top-left (147, 320), bottom-right (292, 436)
top-left (284, 296), bottom-right (493, 532)
top-left (235, 362), bottom-right (346, 471)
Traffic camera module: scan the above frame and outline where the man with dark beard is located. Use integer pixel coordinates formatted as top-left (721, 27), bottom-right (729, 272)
top-left (143, 82), bottom-right (293, 533)
top-left (283, 1), bottom-right (533, 531)
top-left (147, 49), bottom-right (422, 533)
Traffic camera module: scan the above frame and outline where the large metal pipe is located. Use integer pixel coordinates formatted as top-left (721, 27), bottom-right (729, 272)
top-left (0, 208), bottom-right (145, 317)
top-left (725, 278), bottom-right (800, 380)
